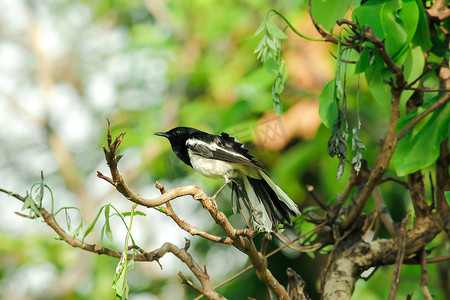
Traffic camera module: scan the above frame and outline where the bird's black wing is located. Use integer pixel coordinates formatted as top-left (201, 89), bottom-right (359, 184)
top-left (186, 131), bottom-right (264, 170)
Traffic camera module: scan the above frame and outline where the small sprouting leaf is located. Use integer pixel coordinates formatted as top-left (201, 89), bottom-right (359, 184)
top-left (254, 20), bottom-right (266, 36)
top-left (113, 254), bottom-right (129, 299)
top-left (21, 194), bottom-right (34, 211)
top-left (265, 20), bottom-right (288, 39)
top-left (21, 193), bottom-right (42, 218)
top-left (82, 206), bottom-right (105, 244)
top-left (153, 206), bottom-right (166, 213)
top-left (265, 35), bottom-right (278, 52)
top-left (65, 211), bottom-right (72, 232)
top-left (104, 205), bottom-right (114, 243)
top-left (72, 222), bottom-right (83, 238)
top-left (254, 35), bottom-right (266, 54)
top-left (122, 211), bottom-right (146, 217)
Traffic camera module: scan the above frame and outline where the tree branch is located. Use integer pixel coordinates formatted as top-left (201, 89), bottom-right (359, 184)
top-left (419, 249), bottom-right (433, 300)
top-left (322, 207), bottom-right (449, 300)
top-left (388, 213), bottom-right (409, 300)
top-left (307, 0), bottom-right (340, 44)
top-left (396, 93), bottom-right (450, 141)
top-left (97, 124), bottom-right (293, 298)
top-left (154, 182), bottom-right (234, 244)
top-left (0, 186), bottom-right (226, 299)
top-left (372, 187), bottom-right (397, 237)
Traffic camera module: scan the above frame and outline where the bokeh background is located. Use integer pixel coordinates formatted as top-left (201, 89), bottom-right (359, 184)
top-left (0, 0), bottom-right (447, 299)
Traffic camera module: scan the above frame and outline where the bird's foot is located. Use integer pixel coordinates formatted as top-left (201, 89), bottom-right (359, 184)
top-left (209, 195), bottom-right (218, 210)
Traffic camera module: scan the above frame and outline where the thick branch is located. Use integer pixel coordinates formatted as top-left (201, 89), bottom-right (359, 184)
top-left (323, 208), bottom-right (449, 300)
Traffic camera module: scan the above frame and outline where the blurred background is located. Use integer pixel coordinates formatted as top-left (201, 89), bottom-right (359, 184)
top-left (0, 0), bottom-right (447, 299)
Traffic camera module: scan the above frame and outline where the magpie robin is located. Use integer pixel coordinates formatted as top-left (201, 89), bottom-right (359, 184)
top-left (155, 127), bottom-right (300, 232)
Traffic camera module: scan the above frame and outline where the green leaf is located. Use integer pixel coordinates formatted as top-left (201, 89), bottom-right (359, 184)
top-left (311, 0), bottom-right (352, 33)
top-left (264, 57), bottom-right (279, 75)
top-left (393, 96), bottom-right (450, 176)
top-left (265, 19), bottom-right (288, 39)
top-left (399, 46), bottom-right (425, 111)
top-left (82, 206), bottom-right (105, 244)
top-left (104, 205), bottom-right (114, 243)
top-left (254, 20), bottom-right (266, 36)
top-left (254, 35), bottom-right (266, 54)
top-left (112, 255), bottom-right (129, 300)
top-left (411, 0), bottom-right (432, 51)
top-left (318, 79), bottom-right (339, 128)
top-left (354, 0), bottom-right (419, 63)
top-left (365, 55), bottom-right (392, 112)
top-left (380, 0), bottom-right (419, 61)
top-left (122, 211), bottom-right (146, 217)
top-left (21, 193), bottom-right (42, 218)
top-left (353, 0), bottom-right (386, 41)
top-left (355, 47), bottom-right (374, 74)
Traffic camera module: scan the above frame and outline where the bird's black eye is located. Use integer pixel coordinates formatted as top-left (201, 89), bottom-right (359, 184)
top-left (175, 129), bottom-right (181, 135)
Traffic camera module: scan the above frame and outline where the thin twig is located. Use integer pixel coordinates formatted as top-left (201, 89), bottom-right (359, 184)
top-left (419, 249), bottom-right (433, 300)
top-left (378, 176), bottom-right (409, 189)
top-left (178, 271), bottom-right (204, 295)
top-left (306, 185), bottom-right (329, 212)
top-left (397, 93), bottom-right (450, 141)
top-left (372, 187), bottom-right (397, 237)
top-left (405, 65), bottom-right (433, 89)
top-left (155, 182), bottom-right (234, 244)
top-left (307, 0), bottom-right (340, 44)
top-left (405, 87), bottom-right (450, 92)
top-left (388, 212), bottom-right (410, 300)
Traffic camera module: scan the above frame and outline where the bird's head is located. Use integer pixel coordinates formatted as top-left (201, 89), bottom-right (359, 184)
top-left (155, 127), bottom-right (199, 143)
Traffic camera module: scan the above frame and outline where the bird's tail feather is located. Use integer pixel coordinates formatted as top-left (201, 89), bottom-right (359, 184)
top-left (231, 172), bottom-right (300, 232)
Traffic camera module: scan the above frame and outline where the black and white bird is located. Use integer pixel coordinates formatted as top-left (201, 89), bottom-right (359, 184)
top-left (155, 127), bottom-right (300, 232)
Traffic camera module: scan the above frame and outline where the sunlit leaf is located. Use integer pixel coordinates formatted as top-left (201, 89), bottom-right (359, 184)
top-left (311, 0), bottom-right (352, 32)
top-left (393, 95), bottom-right (450, 176)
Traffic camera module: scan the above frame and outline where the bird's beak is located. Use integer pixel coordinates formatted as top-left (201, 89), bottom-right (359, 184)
top-left (155, 131), bottom-right (170, 138)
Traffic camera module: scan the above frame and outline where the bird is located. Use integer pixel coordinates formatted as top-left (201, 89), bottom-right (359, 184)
top-left (155, 127), bottom-right (300, 232)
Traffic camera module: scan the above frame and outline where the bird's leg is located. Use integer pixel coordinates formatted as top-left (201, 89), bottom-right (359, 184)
top-left (211, 178), bottom-right (231, 200)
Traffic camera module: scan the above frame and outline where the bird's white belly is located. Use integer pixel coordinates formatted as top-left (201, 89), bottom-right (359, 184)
top-left (188, 154), bottom-right (236, 179)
